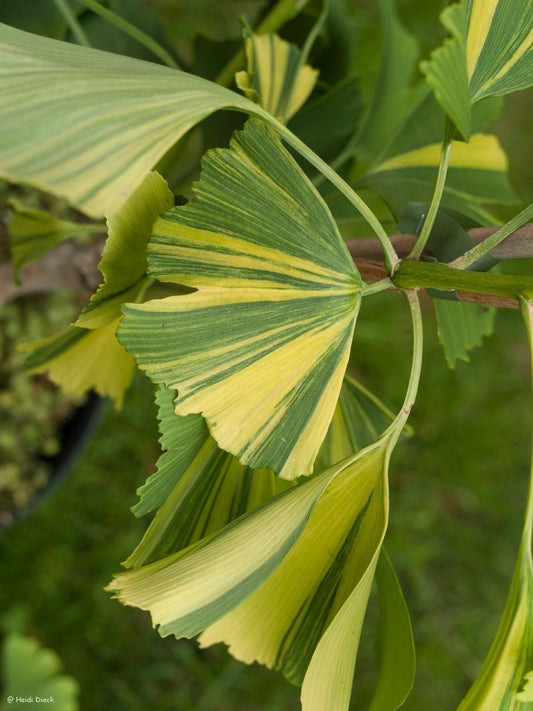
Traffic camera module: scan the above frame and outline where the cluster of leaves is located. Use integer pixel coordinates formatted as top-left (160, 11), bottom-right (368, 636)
top-left (0, 0), bottom-right (533, 710)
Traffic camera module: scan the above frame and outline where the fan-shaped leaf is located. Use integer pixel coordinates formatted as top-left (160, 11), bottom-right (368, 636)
top-left (236, 30), bottom-right (318, 122)
top-left (358, 93), bottom-right (518, 224)
top-left (119, 119), bottom-right (362, 479)
top-left (421, 0), bottom-right (533, 139)
top-left (76, 171), bottom-right (173, 329)
top-left (199, 438), bottom-right (390, 690)
top-left (0, 23), bottom-right (259, 218)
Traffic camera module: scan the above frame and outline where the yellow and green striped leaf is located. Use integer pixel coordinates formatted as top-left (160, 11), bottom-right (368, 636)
top-left (108, 461), bottom-right (343, 638)
top-left (0, 23), bottom-right (260, 218)
top-left (119, 119), bottom-right (362, 479)
top-left (235, 30), bottom-right (319, 123)
top-left (198, 436), bottom-right (392, 695)
top-left (23, 318), bottom-right (135, 409)
top-left (358, 92), bottom-right (518, 224)
top-left (457, 297), bottom-right (533, 710)
top-left (109, 430), bottom-right (396, 711)
top-left (421, 0), bottom-right (533, 140)
top-left (127, 372), bottom-right (399, 568)
top-left (76, 171), bottom-right (174, 329)
top-left (126, 388), bottom-right (293, 569)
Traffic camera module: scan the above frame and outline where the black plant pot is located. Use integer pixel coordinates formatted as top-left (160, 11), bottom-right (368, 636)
top-left (1, 391), bottom-right (107, 529)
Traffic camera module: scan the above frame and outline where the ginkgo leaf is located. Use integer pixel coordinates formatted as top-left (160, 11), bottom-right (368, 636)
top-left (109, 431), bottom-right (395, 711)
top-left (434, 299), bottom-right (495, 368)
top-left (457, 297), bottom-right (533, 710)
top-left (118, 119), bottom-right (362, 479)
top-left (0, 23), bottom-right (260, 218)
top-left (126, 387), bottom-right (292, 569)
top-left (23, 318), bottom-right (135, 409)
top-left (76, 171), bottom-right (174, 329)
top-left (108, 461), bottom-right (343, 638)
top-left (235, 30), bottom-right (319, 123)
top-left (198, 436), bottom-right (391, 692)
top-left (358, 92), bottom-right (518, 224)
top-left (7, 198), bottom-right (99, 274)
top-left (421, 0), bottom-right (533, 140)
top-left (127, 369), bottom-right (403, 570)
top-left (369, 549), bottom-right (415, 711)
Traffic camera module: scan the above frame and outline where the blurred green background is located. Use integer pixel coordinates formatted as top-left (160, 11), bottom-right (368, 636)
top-left (1, 0), bottom-right (532, 709)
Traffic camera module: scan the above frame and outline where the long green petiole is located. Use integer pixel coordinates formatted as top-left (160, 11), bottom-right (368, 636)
top-left (72, 0), bottom-right (181, 69)
top-left (520, 296), bottom-right (533, 543)
top-left (451, 202), bottom-right (533, 269)
top-left (386, 290), bottom-right (424, 439)
top-left (408, 135), bottom-right (453, 260)
top-left (52, 0), bottom-right (91, 47)
top-left (259, 114), bottom-right (400, 273)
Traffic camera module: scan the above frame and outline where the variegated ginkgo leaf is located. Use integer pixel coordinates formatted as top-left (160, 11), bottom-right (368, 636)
top-left (0, 22), bottom-right (260, 218)
top-left (126, 371), bottom-right (402, 569)
top-left (118, 119), bottom-right (362, 479)
top-left (235, 30), bottom-right (319, 123)
top-left (109, 429), bottom-right (398, 711)
top-left (357, 92), bottom-right (518, 225)
top-left (198, 437), bottom-right (391, 690)
top-left (421, 0), bottom-right (533, 140)
top-left (22, 172), bottom-right (174, 408)
top-left (76, 171), bottom-right (174, 329)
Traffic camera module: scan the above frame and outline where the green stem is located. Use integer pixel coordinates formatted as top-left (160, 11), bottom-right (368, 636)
top-left (216, 0), bottom-right (311, 86)
top-left (281, 0), bottom-right (328, 119)
top-left (519, 296), bottom-right (533, 543)
top-left (363, 278), bottom-right (394, 297)
top-left (385, 290), bottom-right (423, 442)
top-left (393, 259), bottom-right (533, 301)
top-left (451, 202), bottom-right (533, 270)
top-left (72, 0), bottom-right (180, 69)
top-left (259, 115), bottom-right (399, 272)
top-left (408, 137), bottom-right (453, 261)
top-left (53, 0), bottom-right (91, 47)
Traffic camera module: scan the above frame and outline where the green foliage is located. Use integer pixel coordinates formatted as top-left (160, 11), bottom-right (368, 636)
top-left (0, 1), bottom-right (532, 710)
top-left (0, 633), bottom-right (79, 711)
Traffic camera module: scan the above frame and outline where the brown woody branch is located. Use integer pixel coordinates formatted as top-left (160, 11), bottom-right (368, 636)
top-left (1, 224), bottom-right (532, 309)
top-left (350, 224), bottom-right (533, 310)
